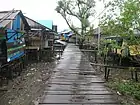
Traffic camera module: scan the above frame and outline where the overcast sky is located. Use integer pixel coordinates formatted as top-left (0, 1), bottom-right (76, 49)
top-left (1, 0), bottom-right (106, 32)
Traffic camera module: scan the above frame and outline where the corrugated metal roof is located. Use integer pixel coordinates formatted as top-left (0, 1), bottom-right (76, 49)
top-left (25, 17), bottom-right (54, 32)
top-left (0, 10), bottom-right (30, 30)
top-left (0, 11), bottom-right (19, 19)
top-left (0, 10), bottom-right (20, 27)
top-left (26, 17), bottom-right (53, 30)
top-left (25, 17), bottom-right (45, 29)
top-left (0, 20), bottom-right (11, 27)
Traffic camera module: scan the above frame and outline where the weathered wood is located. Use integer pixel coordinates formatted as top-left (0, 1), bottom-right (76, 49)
top-left (26, 46), bottom-right (40, 50)
top-left (91, 63), bottom-right (140, 81)
top-left (135, 71), bottom-right (138, 82)
top-left (131, 71), bottom-right (134, 80)
top-left (95, 52), bottom-right (98, 63)
top-left (80, 49), bottom-right (97, 52)
top-left (39, 44), bottom-right (120, 105)
top-left (106, 69), bottom-right (110, 81)
top-left (104, 67), bottom-right (107, 79)
top-left (91, 63), bottom-right (140, 70)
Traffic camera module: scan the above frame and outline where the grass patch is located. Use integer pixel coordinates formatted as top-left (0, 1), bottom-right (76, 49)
top-left (108, 79), bottom-right (140, 105)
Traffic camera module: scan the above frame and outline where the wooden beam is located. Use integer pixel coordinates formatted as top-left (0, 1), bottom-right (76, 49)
top-left (80, 49), bottom-right (98, 52)
top-left (90, 63), bottom-right (140, 70)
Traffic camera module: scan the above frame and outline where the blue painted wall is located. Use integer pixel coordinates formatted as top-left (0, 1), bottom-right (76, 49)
top-left (6, 14), bottom-right (25, 62)
top-left (7, 29), bottom-right (23, 44)
top-left (12, 15), bottom-right (20, 30)
top-left (8, 51), bottom-right (24, 62)
top-left (7, 29), bottom-right (15, 43)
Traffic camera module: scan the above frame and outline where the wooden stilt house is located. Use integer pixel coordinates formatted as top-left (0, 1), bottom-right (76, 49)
top-left (0, 10), bottom-right (30, 79)
top-left (25, 17), bottom-right (55, 61)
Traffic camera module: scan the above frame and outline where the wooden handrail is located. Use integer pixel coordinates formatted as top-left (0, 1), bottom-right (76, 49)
top-left (91, 63), bottom-right (140, 70)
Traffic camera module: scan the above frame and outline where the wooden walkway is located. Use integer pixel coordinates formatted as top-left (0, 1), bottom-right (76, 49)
top-left (38, 44), bottom-right (120, 105)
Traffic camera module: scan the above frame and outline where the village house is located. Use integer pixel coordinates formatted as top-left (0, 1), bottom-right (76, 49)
top-left (25, 17), bottom-right (56, 61)
top-left (0, 10), bottom-right (30, 63)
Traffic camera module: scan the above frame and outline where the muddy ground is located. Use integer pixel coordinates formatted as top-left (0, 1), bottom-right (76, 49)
top-left (1, 49), bottom-right (139, 105)
top-left (0, 60), bottom-right (57, 105)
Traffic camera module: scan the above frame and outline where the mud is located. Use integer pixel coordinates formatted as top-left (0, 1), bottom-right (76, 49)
top-left (0, 60), bottom-right (57, 105)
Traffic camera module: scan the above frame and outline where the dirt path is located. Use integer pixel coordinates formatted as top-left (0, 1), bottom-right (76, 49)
top-left (0, 61), bottom-right (57, 105)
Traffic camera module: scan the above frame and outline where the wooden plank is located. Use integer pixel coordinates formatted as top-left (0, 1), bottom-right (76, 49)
top-left (39, 103), bottom-right (120, 105)
top-left (48, 81), bottom-right (105, 85)
top-left (80, 49), bottom-right (97, 52)
top-left (26, 46), bottom-right (40, 50)
top-left (45, 91), bottom-right (113, 95)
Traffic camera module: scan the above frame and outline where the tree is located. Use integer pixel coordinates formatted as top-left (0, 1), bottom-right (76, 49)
top-left (99, 0), bottom-right (140, 61)
top-left (55, 0), bottom-right (96, 47)
top-left (100, 0), bottom-right (140, 43)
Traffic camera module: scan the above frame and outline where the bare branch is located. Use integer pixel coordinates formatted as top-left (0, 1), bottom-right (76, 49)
top-left (56, 0), bottom-right (96, 43)
top-left (66, 7), bottom-right (81, 21)
top-left (61, 13), bottom-right (81, 36)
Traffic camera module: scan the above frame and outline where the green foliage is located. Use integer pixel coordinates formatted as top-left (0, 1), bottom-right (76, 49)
top-left (99, 0), bottom-right (140, 57)
top-left (99, 38), bottom-right (122, 56)
top-left (108, 80), bottom-right (140, 100)
top-left (100, 0), bottom-right (140, 41)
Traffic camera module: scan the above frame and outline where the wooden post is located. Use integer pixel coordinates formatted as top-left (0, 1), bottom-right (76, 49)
top-left (61, 45), bottom-right (63, 56)
top-left (131, 70), bottom-right (134, 80)
top-left (135, 70), bottom-right (138, 82)
top-left (88, 51), bottom-right (90, 61)
top-left (37, 50), bottom-right (40, 61)
top-left (113, 54), bottom-right (115, 66)
top-left (8, 65), bottom-right (13, 80)
top-left (23, 54), bottom-right (27, 69)
top-left (106, 69), bottom-right (110, 81)
top-left (131, 71), bottom-right (134, 79)
top-left (104, 67), bottom-right (107, 79)
top-left (97, 27), bottom-right (100, 52)
top-left (95, 51), bottom-right (97, 63)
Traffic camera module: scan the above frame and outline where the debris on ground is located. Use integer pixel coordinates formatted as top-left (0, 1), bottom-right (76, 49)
top-left (0, 61), bottom-right (56, 105)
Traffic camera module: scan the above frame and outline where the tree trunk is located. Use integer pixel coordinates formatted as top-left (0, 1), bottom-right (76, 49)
top-left (79, 22), bottom-right (85, 49)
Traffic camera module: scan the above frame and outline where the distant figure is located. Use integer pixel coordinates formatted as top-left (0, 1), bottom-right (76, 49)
top-left (60, 34), bottom-right (65, 41)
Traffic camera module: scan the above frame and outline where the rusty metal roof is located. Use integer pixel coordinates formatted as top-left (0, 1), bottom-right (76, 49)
top-left (0, 10), bottom-right (20, 27)
top-left (0, 10), bottom-right (30, 30)
top-left (0, 10), bottom-right (19, 20)
top-left (25, 16), bottom-right (50, 30)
